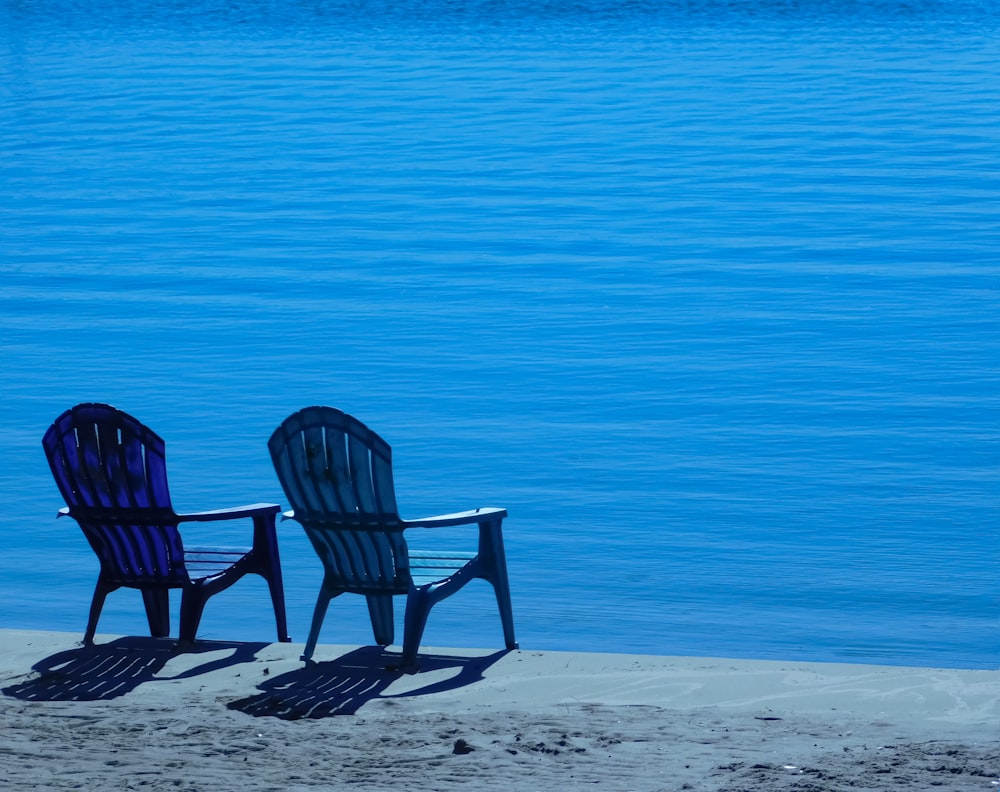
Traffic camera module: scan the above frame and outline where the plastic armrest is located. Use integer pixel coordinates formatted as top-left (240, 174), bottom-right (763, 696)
top-left (176, 503), bottom-right (281, 522)
top-left (403, 506), bottom-right (507, 528)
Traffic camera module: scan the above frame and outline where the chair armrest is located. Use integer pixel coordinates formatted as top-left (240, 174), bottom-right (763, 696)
top-left (176, 503), bottom-right (281, 522)
top-left (403, 507), bottom-right (507, 528)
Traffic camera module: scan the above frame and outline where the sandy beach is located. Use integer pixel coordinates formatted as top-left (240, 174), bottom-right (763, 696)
top-left (1, 629), bottom-right (996, 791)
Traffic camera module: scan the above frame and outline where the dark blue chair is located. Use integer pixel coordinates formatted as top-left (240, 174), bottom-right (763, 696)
top-left (42, 402), bottom-right (291, 645)
top-left (268, 406), bottom-right (516, 670)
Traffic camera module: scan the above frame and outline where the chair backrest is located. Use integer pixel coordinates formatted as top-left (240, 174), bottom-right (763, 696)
top-left (42, 403), bottom-right (188, 585)
top-left (268, 406), bottom-right (410, 593)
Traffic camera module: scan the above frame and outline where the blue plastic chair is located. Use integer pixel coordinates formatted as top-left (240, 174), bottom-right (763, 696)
top-left (268, 406), bottom-right (516, 670)
top-left (42, 403), bottom-right (291, 645)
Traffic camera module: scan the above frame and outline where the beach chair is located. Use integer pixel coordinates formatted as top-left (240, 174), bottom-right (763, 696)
top-left (42, 402), bottom-right (291, 645)
top-left (268, 406), bottom-right (517, 670)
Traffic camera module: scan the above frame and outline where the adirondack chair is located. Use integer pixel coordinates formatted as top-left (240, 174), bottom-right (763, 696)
top-left (42, 403), bottom-right (291, 645)
top-left (268, 406), bottom-right (517, 670)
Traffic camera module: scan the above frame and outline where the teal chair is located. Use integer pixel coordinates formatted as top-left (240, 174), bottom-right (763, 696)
top-left (268, 406), bottom-right (516, 671)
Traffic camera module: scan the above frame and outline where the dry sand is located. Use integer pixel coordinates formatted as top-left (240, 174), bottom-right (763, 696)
top-left (1, 629), bottom-right (997, 791)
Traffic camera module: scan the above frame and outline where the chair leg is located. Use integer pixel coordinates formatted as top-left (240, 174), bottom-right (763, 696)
top-left (401, 587), bottom-right (433, 672)
top-left (477, 517), bottom-right (518, 650)
top-left (302, 585), bottom-right (336, 662)
top-left (178, 587), bottom-right (207, 643)
top-left (85, 579), bottom-right (115, 645)
top-left (490, 572), bottom-right (518, 651)
top-left (251, 510), bottom-right (291, 642)
top-left (141, 588), bottom-right (171, 639)
top-left (268, 573), bottom-right (291, 643)
top-left (365, 595), bottom-right (395, 647)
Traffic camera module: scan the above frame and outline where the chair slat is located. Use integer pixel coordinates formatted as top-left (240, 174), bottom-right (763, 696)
top-left (84, 523), bottom-right (185, 584)
top-left (408, 551), bottom-right (477, 585)
top-left (296, 425), bottom-right (327, 513)
top-left (77, 422), bottom-right (107, 508)
top-left (302, 526), bottom-right (407, 591)
top-left (184, 547), bottom-right (252, 581)
top-left (324, 425), bottom-right (357, 515)
top-left (408, 551), bottom-right (479, 562)
top-left (371, 442), bottom-right (398, 517)
top-left (346, 432), bottom-right (376, 515)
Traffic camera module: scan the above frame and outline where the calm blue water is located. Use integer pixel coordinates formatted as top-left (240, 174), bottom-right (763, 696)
top-left (2, 0), bottom-right (998, 670)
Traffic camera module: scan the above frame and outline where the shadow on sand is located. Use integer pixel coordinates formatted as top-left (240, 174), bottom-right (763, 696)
top-left (1, 636), bottom-right (269, 702)
top-left (2, 637), bottom-right (512, 718)
top-left (226, 646), bottom-right (511, 719)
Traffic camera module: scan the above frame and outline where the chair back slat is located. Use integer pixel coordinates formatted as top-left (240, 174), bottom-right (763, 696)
top-left (272, 416), bottom-right (320, 516)
top-left (269, 406), bottom-right (409, 592)
top-left (326, 426), bottom-right (357, 513)
top-left (305, 527), bottom-right (408, 592)
top-left (370, 444), bottom-right (397, 516)
top-left (87, 523), bottom-right (184, 584)
top-left (42, 403), bottom-right (187, 585)
top-left (294, 425), bottom-right (325, 512)
top-left (348, 432), bottom-right (377, 513)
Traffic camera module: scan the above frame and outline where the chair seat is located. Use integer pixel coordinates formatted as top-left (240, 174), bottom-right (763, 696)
top-left (183, 546), bottom-right (253, 583)
top-left (408, 550), bottom-right (477, 588)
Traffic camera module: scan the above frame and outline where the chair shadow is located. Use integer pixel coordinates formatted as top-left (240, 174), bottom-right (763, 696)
top-left (226, 646), bottom-right (511, 720)
top-left (2, 636), bottom-right (270, 702)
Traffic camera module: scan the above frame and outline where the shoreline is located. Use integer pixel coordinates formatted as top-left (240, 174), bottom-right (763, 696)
top-left (2, 629), bottom-right (997, 790)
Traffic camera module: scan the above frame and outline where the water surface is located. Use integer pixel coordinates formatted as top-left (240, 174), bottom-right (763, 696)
top-left (2, 0), bottom-right (998, 668)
